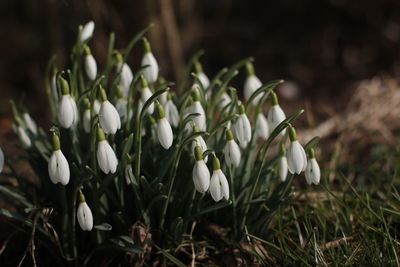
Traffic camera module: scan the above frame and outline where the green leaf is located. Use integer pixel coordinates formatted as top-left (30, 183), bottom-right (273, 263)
top-left (123, 24), bottom-right (153, 60)
top-left (0, 185), bottom-right (33, 208)
top-left (94, 223), bottom-right (113, 231)
top-left (304, 136), bottom-right (320, 151)
top-left (154, 244), bottom-right (186, 267)
top-left (177, 49), bottom-right (204, 94)
top-left (246, 79), bottom-right (284, 108)
top-left (188, 200), bottom-right (232, 219)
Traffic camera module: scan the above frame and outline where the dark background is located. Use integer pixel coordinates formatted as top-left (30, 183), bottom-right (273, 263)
top-left (1, 0), bottom-right (400, 132)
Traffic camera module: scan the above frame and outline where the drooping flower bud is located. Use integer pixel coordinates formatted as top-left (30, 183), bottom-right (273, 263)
top-left (287, 125), bottom-right (307, 174)
top-left (192, 145), bottom-right (210, 193)
top-left (233, 104), bottom-right (251, 148)
top-left (98, 87), bottom-right (121, 134)
top-left (77, 191), bottom-right (93, 231)
top-left (223, 129), bottom-right (241, 168)
top-left (255, 113), bottom-right (269, 140)
top-left (141, 38), bottom-right (159, 83)
top-left (57, 78), bottom-right (79, 129)
top-left (79, 21), bottom-right (95, 43)
top-left (267, 92), bottom-right (286, 136)
top-left (305, 148), bottom-right (321, 185)
top-left (96, 126), bottom-right (118, 174)
top-left (244, 62), bottom-right (262, 104)
top-left (48, 133), bottom-right (70, 185)
top-left (23, 113), bottom-right (38, 135)
top-left (209, 156), bottom-right (229, 202)
top-left (156, 102), bottom-right (173, 149)
top-left (84, 46), bottom-right (97, 81)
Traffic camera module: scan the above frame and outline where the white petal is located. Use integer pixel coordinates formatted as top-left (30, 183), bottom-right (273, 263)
top-left (165, 100), bottom-right (179, 127)
top-left (305, 158), bottom-right (320, 185)
top-left (80, 21), bottom-right (95, 42)
top-left (197, 72), bottom-right (210, 89)
top-left (99, 101), bottom-right (121, 134)
top-left (85, 54), bottom-right (97, 81)
top-left (17, 126), bottom-right (31, 148)
top-left (141, 87), bottom-right (154, 114)
top-left (77, 202), bottom-right (93, 231)
top-left (48, 152), bottom-right (58, 184)
top-left (104, 142), bottom-right (118, 174)
top-left (58, 95), bottom-right (74, 128)
top-left (220, 92), bottom-right (231, 109)
top-left (267, 105), bottom-right (286, 136)
top-left (244, 75), bottom-right (262, 103)
top-left (218, 170), bottom-right (230, 200)
top-left (224, 140), bottom-right (241, 167)
top-left (119, 63), bottom-right (133, 96)
top-left (97, 141), bottom-right (109, 174)
top-left (256, 113), bottom-right (269, 140)
top-left (210, 171), bottom-right (223, 201)
top-left (115, 99), bottom-right (128, 118)
top-left (287, 141), bottom-right (306, 174)
top-left (54, 150), bottom-right (70, 185)
top-left (193, 160), bottom-right (210, 193)
top-left (157, 118), bottom-right (173, 149)
top-left (234, 115), bottom-right (251, 147)
top-left (23, 113), bottom-right (38, 135)
top-left (278, 156), bottom-right (288, 181)
top-left (141, 52), bottom-right (159, 83)
top-left (191, 136), bottom-right (208, 162)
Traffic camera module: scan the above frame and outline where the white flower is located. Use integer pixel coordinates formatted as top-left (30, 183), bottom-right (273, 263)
top-left (255, 113), bottom-right (269, 140)
top-left (84, 54), bottom-right (97, 81)
top-left (16, 126), bottom-right (31, 148)
top-left (58, 94), bottom-right (79, 129)
top-left (278, 156), bottom-right (288, 181)
top-left (80, 21), bottom-right (95, 42)
top-left (83, 109), bottom-right (91, 133)
top-left (305, 149), bottom-right (321, 185)
top-left (210, 169), bottom-right (229, 202)
top-left (244, 75), bottom-right (262, 103)
top-left (192, 146), bottom-right (210, 193)
top-left (287, 126), bottom-right (307, 174)
top-left (233, 105), bottom-right (251, 148)
top-left (197, 72), bottom-right (210, 89)
top-left (141, 38), bottom-right (159, 83)
top-left (220, 92), bottom-right (231, 109)
top-left (118, 63), bottom-right (133, 96)
top-left (224, 130), bottom-right (241, 168)
top-left (48, 150), bottom-right (70, 185)
top-left (115, 98), bottom-right (127, 118)
top-left (191, 134), bottom-right (208, 163)
top-left (164, 99), bottom-right (179, 127)
top-left (0, 147), bottom-right (4, 173)
top-left (97, 140), bottom-right (118, 174)
top-left (158, 91), bottom-right (168, 104)
top-left (77, 196), bottom-right (93, 231)
top-left (186, 101), bottom-right (206, 131)
top-left (141, 87), bottom-right (154, 114)
top-left (99, 89), bottom-right (121, 134)
top-left (93, 99), bottom-right (101, 114)
top-left (157, 118), bottom-right (173, 149)
top-left (267, 92), bottom-right (286, 136)
top-left (23, 113), bottom-right (38, 135)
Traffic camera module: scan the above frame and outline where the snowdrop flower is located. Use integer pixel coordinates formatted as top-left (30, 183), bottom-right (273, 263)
top-left (192, 145), bottom-right (210, 193)
top-left (114, 87), bottom-right (127, 118)
top-left (244, 62), bottom-right (262, 104)
top-left (57, 78), bottom-right (79, 129)
top-left (233, 104), bottom-right (251, 148)
top-left (77, 191), bottom-right (93, 231)
top-left (141, 38), bottom-right (159, 83)
top-left (140, 76), bottom-right (154, 114)
top-left (0, 147), bottom-right (3, 173)
top-left (93, 99), bottom-right (101, 114)
top-left (224, 129), bottom-right (241, 168)
top-left (255, 113), bottom-right (269, 140)
top-left (191, 125), bottom-right (208, 162)
top-left (267, 92), bottom-right (286, 136)
top-left (220, 92), bottom-right (231, 109)
top-left (23, 113), bottom-right (38, 135)
top-left (99, 88), bottom-right (121, 134)
top-left (287, 125), bottom-right (307, 174)
top-left (79, 21), bottom-right (95, 43)
top-left (194, 60), bottom-right (210, 89)
top-left (164, 93), bottom-right (179, 127)
top-left (119, 62), bottom-right (133, 96)
top-left (16, 125), bottom-right (31, 148)
top-left (305, 148), bottom-right (321, 185)
top-left (210, 156), bottom-right (229, 202)
top-left (84, 46), bottom-right (97, 81)
top-left (48, 134), bottom-right (70, 185)
top-left (278, 144), bottom-right (288, 181)
top-left (156, 103), bottom-right (173, 149)
top-left (96, 126), bottom-right (118, 174)
top-left (185, 88), bottom-right (206, 131)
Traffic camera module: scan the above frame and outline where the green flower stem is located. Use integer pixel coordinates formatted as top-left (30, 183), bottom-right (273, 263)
top-left (227, 166), bottom-right (238, 238)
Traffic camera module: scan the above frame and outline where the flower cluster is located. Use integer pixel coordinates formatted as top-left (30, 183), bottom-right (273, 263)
top-left (4, 21), bottom-right (321, 262)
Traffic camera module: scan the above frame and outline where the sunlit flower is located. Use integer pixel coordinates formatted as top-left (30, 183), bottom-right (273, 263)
top-left (192, 145), bottom-right (210, 193)
top-left (23, 113), bottom-right (38, 135)
top-left (278, 144), bottom-right (288, 181)
top-left (209, 156), bottom-right (229, 202)
top-left (224, 129), bottom-right (241, 168)
top-left (141, 38), bottom-right (159, 83)
top-left (156, 103), bottom-right (173, 149)
top-left (48, 134), bottom-right (70, 185)
top-left (164, 93), bottom-right (179, 127)
top-left (287, 125), bottom-right (307, 174)
top-left (84, 46), bottom-right (97, 81)
top-left (57, 78), bottom-right (79, 129)
top-left (96, 127), bottom-right (118, 174)
top-left (305, 148), bottom-right (321, 185)
top-left (244, 62), bottom-right (262, 103)
top-left (119, 62), bottom-right (133, 96)
top-left (77, 191), bottom-right (93, 231)
top-left (233, 104), bottom-right (251, 148)
top-left (191, 125), bottom-right (208, 162)
top-left (267, 92), bottom-right (286, 136)
top-left (255, 113), bottom-right (269, 140)
top-left (99, 88), bottom-right (121, 134)
top-left (79, 21), bottom-right (94, 43)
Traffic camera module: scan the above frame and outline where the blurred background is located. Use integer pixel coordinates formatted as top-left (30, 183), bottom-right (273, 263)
top-left (1, 0), bottom-right (400, 162)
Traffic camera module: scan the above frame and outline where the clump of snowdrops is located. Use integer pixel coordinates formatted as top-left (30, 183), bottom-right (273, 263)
top-left (0, 21), bottom-right (321, 264)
